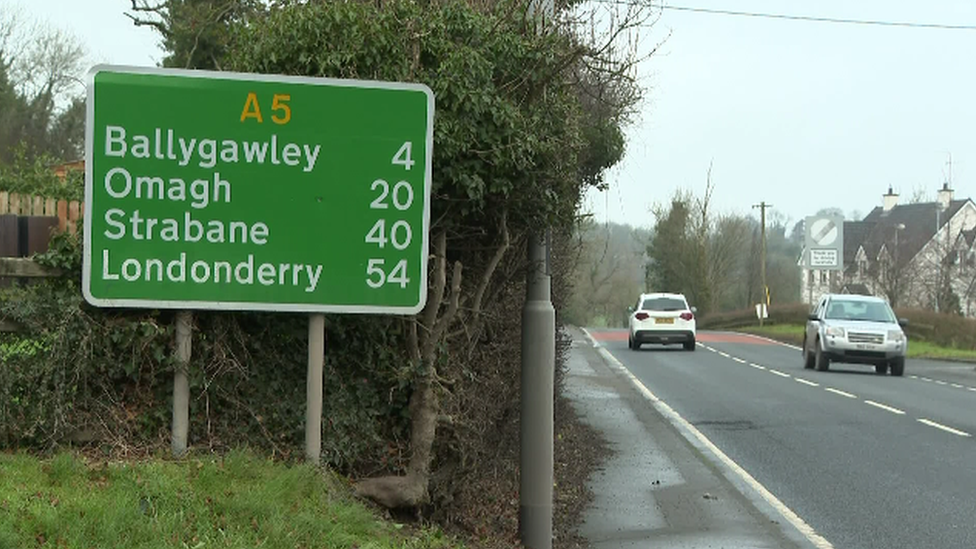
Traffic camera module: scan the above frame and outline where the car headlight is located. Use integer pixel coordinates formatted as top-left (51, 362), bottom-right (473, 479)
top-left (888, 330), bottom-right (905, 343)
top-left (825, 326), bottom-right (845, 338)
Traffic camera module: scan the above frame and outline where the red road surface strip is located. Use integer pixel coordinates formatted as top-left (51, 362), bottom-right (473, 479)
top-left (587, 330), bottom-right (773, 345)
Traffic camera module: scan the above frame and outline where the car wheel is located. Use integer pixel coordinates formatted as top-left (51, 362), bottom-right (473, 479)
top-left (802, 338), bottom-right (815, 369)
top-left (684, 338), bottom-right (696, 351)
top-left (875, 363), bottom-right (889, 375)
top-left (889, 357), bottom-right (905, 377)
top-left (815, 341), bottom-right (830, 372)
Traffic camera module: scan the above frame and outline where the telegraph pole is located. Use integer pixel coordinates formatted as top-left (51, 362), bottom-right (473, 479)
top-left (753, 202), bottom-right (772, 326)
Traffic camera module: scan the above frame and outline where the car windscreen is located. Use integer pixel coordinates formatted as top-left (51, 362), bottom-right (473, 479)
top-left (641, 297), bottom-right (687, 312)
top-left (824, 299), bottom-right (897, 323)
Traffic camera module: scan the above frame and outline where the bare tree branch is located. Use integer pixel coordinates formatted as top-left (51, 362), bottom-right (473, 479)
top-left (423, 231), bottom-right (449, 332)
top-left (126, 1), bottom-right (171, 37)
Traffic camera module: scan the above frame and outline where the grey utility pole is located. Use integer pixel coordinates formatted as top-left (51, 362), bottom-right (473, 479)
top-left (520, 232), bottom-right (555, 549)
top-left (753, 202), bottom-right (771, 326)
top-left (521, 1), bottom-right (555, 548)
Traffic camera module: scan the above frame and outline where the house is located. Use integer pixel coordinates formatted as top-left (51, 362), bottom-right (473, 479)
top-left (51, 159), bottom-right (85, 180)
top-left (800, 184), bottom-right (976, 316)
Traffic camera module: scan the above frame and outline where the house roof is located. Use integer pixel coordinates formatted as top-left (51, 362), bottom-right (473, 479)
top-left (841, 283), bottom-right (872, 296)
top-left (859, 199), bottom-right (971, 264)
top-left (843, 221), bottom-right (875, 264)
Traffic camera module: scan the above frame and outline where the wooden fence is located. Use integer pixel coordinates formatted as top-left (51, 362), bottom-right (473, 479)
top-left (0, 191), bottom-right (82, 234)
top-left (0, 190), bottom-right (77, 299)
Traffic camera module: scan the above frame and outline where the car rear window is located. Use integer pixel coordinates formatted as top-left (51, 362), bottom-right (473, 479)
top-left (824, 299), bottom-right (896, 322)
top-left (641, 297), bottom-right (687, 311)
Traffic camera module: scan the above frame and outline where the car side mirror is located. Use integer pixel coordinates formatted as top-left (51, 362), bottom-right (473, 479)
top-left (627, 306), bottom-right (634, 314)
top-left (690, 306), bottom-right (698, 314)
top-left (898, 318), bottom-right (909, 327)
top-left (808, 313), bottom-right (819, 322)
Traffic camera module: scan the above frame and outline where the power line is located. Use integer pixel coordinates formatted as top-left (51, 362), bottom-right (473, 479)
top-left (591, 1), bottom-right (976, 31)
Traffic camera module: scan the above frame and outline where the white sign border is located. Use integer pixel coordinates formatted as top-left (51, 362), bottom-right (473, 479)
top-left (82, 64), bottom-right (434, 315)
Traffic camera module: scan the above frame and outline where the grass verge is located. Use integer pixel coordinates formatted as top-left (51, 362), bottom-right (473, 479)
top-left (0, 450), bottom-right (459, 549)
top-left (738, 324), bottom-right (976, 362)
top-left (737, 324), bottom-right (804, 347)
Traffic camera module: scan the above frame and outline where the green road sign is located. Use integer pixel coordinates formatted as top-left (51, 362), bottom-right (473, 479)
top-left (83, 66), bottom-right (433, 314)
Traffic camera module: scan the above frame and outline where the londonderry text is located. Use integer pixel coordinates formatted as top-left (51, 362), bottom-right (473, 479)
top-left (95, 125), bottom-right (324, 292)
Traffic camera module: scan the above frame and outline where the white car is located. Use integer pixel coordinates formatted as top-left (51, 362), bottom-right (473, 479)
top-left (628, 292), bottom-right (697, 351)
top-left (802, 293), bottom-right (908, 376)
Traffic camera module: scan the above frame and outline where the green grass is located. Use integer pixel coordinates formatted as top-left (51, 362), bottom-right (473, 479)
top-left (739, 324), bottom-right (976, 362)
top-left (738, 324), bottom-right (804, 346)
top-left (904, 341), bottom-right (976, 361)
top-left (0, 450), bottom-right (459, 549)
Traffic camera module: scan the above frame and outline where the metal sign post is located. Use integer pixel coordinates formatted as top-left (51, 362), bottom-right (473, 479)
top-left (84, 65), bottom-right (434, 459)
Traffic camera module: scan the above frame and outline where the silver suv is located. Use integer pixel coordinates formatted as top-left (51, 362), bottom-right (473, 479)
top-left (802, 294), bottom-right (908, 376)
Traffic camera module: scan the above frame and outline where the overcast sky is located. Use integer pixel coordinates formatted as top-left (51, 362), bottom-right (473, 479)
top-left (19, 1), bottom-right (976, 230)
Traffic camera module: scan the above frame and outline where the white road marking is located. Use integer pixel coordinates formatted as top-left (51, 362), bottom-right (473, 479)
top-left (795, 378), bottom-right (819, 387)
top-left (718, 351), bottom-right (731, 358)
top-left (769, 369), bottom-right (791, 378)
top-left (951, 383), bottom-right (964, 389)
top-left (864, 400), bottom-right (906, 415)
top-left (918, 419), bottom-right (972, 438)
top-left (909, 375), bottom-right (919, 379)
top-left (968, 387), bottom-right (976, 392)
top-left (934, 380), bottom-right (948, 386)
top-left (919, 377), bottom-right (934, 382)
top-left (582, 330), bottom-right (835, 549)
top-left (750, 363), bottom-right (767, 370)
top-left (732, 357), bottom-right (747, 364)
top-left (825, 388), bottom-right (857, 399)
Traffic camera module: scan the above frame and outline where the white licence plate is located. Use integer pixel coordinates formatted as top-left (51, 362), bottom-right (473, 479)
top-left (656, 318), bottom-right (674, 325)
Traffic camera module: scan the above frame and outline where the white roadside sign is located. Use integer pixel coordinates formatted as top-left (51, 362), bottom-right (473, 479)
top-left (804, 215), bottom-right (844, 271)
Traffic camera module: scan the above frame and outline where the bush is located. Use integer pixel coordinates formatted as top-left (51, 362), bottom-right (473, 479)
top-left (698, 303), bottom-right (810, 330)
top-left (1, 234), bottom-right (413, 471)
top-left (895, 308), bottom-right (976, 351)
top-left (0, 148), bottom-right (84, 201)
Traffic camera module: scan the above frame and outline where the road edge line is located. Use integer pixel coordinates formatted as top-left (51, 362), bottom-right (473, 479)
top-left (581, 328), bottom-right (834, 549)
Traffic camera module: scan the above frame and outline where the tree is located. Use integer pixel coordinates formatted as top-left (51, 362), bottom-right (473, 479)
top-left (646, 194), bottom-right (692, 295)
top-left (567, 220), bottom-right (649, 326)
top-left (127, 0), bottom-right (651, 509)
top-left (128, 0), bottom-right (260, 70)
top-left (764, 211), bottom-right (801, 305)
top-left (909, 185), bottom-right (932, 204)
top-left (0, 6), bottom-right (87, 163)
top-left (707, 213), bottom-right (750, 311)
top-left (866, 229), bottom-right (915, 308)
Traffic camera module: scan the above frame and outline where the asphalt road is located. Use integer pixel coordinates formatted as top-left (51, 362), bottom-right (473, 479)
top-left (591, 329), bottom-right (976, 549)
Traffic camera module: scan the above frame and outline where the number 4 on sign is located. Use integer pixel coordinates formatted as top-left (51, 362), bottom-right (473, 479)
top-left (388, 260), bottom-right (409, 288)
top-left (392, 142), bottom-right (414, 170)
